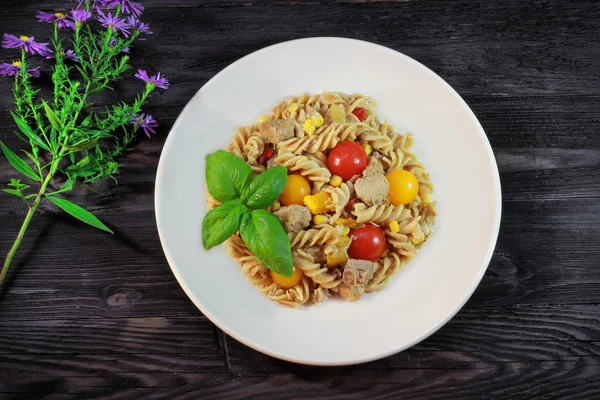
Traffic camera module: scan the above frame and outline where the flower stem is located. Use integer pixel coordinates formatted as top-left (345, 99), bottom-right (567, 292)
top-left (0, 164), bottom-right (56, 288)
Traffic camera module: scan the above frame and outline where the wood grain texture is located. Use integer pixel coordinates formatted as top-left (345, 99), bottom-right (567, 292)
top-left (1, 0), bottom-right (600, 398)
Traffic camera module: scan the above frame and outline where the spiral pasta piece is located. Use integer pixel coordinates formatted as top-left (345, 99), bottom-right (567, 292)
top-left (367, 252), bottom-right (402, 292)
top-left (294, 250), bottom-right (342, 289)
top-left (274, 152), bottom-right (331, 192)
top-left (359, 131), bottom-right (394, 156)
top-left (289, 225), bottom-right (343, 250)
top-left (257, 277), bottom-right (311, 307)
top-left (323, 182), bottom-right (353, 223)
top-left (278, 123), bottom-right (374, 155)
top-left (243, 135), bottom-right (265, 165)
top-left (385, 230), bottom-right (417, 258)
top-left (352, 203), bottom-right (411, 224)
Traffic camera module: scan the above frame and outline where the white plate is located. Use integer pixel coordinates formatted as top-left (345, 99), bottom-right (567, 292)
top-left (155, 37), bottom-right (501, 366)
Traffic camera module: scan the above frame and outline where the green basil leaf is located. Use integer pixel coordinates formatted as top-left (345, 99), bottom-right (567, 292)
top-left (205, 150), bottom-right (252, 202)
top-left (46, 195), bottom-right (114, 234)
top-left (240, 210), bottom-right (293, 277)
top-left (243, 166), bottom-right (288, 209)
top-left (10, 111), bottom-right (50, 151)
top-left (202, 199), bottom-right (248, 250)
top-left (0, 141), bottom-right (41, 182)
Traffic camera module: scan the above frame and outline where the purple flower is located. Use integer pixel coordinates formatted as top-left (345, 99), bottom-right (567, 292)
top-left (126, 16), bottom-right (152, 34)
top-left (99, 0), bottom-right (143, 17)
top-left (36, 11), bottom-right (76, 30)
top-left (130, 113), bottom-right (158, 138)
top-left (96, 8), bottom-right (130, 37)
top-left (62, 49), bottom-right (79, 62)
top-left (106, 37), bottom-right (130, 53)
top-left (0, 61), bottom-right (40, 78)
top-left (69, 9), bottom-right (93, 23)
top-left (135, 69), bottom-right (170, 89)
top-left (46, 48), bottom-right (79, 62)
top-left (2, 34), bottom-right (53, 57)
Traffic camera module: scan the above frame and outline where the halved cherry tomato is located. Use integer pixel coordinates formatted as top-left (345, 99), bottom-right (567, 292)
top-left (345, 197), bottom-right (358, 212)
top-left (327, 141), bottom-right (368, 181)
top-left (348, 224), bottom-right (386, 261)
top-left (260, 147), bottom-right (274, 165)
top-left (279, 174), bottom-right (311, 206)
top-left (271, 266), bottom-right (303, 288)
top-left (352, 107), bottom-right (366, 122)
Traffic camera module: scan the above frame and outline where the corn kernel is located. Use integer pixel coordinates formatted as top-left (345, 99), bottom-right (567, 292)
top-left (272, 200), bottom-right (281, 211)
top-left (342, 227), bottom-right (350, 236)
top-left (421, 193), bottom-right (431, 204)
top-left (287, 103), bottom-right (299, 113)
top-left (389, 220), bottom-right (400, 233)
top-left (335, 218), bottom-right (357, 227)
top-left (303, 192), bottom-right (330, 215)
top-left (412, 235), bottom-right (424, 245)
top-left (330, 175), bottom-right (342, 187)
top-left (310, 112), bottom-right (324, 128)
top-left (303, 119), bottom-right (316, 136)
top-left (362, 143), bottom-right (372, 156)
top-left (313, 215), bottom-right (328, 225)
top-left (259, 115), bottom-right (272, 123)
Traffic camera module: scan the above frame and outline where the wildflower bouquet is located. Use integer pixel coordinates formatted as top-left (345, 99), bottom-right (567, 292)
top-left (0, 0), bottom-right (169, 287)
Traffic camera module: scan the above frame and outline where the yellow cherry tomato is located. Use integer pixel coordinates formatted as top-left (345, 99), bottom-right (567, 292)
top-left (271, 266), bottom-right (304, 289)
top-left (279, 174), bottom-right (311, 206)
top-left (386, 169), bottom-right (419, 205)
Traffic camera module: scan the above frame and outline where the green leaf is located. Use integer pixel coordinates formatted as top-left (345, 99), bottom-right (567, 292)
top-left (0, 141), bottom-right (41, 182)
top-left (201, 199), bottom-right (249, 250)
top-left (205, 150), bottom-right (252, 202)
top-left (80, 112), bottom-right (94, 128)
top-left (10, 111), bottom-right (50, 151)
top-left (42, 100), bottom-right (62, 131)
top-left (45, 195), bottom-right (114, 234)
top-left (23, 150), bottom-right (41, 171)
top-left (243, 166), bottom-right (288, 209)
top-left (240, 210), bottom-right (293, 277)
top-left (75, 65), bottom-right (88, 81)
top-left (2, 189), bottom-right (21, 196)
top-left (66, 137), bottom-right (99, 152)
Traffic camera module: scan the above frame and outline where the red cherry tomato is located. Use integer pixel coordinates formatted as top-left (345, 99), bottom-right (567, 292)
top-left (259, 147), bottom-right (274, 165)
top-left (352, 107), bottom-right (366, 122)
top-left (348, 225), bottom-right (387, 261)
top-left (327, 141), bottom-right (368, 181)
top-left (345, 197), bottom-right (358, 212)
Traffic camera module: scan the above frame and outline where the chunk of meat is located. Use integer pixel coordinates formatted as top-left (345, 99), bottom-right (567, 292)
top-left (339, 283), bottom-right (365, 302)
top-left (273, 205), bottom-right (311, 233)
top-left (342, 259), bottom-right (374, 287)
top-left (312, 286), bottom-right (330, 303)
top-left (260, 119), bottom-right (295, 144)
top-left (338, 259), bottom-right (374, 301)
top-left (354, 173), bottom-right (389, 206)
top-left (303, 246), bottom-right (326, 264)
top-left (363, 157), bottom-right (384, 176)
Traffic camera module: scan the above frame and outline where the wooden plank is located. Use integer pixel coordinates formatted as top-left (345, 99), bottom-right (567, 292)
top-left (2, 364), bottom-right (598, 398)
top-left (0, 2), bottom-right (599, 99)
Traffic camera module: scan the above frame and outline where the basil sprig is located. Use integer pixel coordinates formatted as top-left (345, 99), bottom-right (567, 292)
top-left (202, 151), bottom-right (293, 277)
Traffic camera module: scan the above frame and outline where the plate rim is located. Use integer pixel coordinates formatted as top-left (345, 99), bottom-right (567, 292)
top-left (154, 36), bottom-right (502, 366)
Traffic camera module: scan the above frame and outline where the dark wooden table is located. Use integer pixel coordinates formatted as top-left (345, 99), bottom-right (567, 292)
top-left (1, 1), bottom-right (599, 398)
